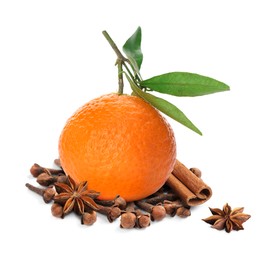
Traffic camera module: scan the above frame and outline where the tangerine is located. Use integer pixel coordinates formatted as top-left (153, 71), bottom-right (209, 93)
top-left (58, 93), bottom-right (176, 201)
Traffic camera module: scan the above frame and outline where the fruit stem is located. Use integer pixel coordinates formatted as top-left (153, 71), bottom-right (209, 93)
top-left (102, 30), bottom-right (127, 61)
top-left (117, 59), bottom-right (124, 94)
top-left (102, 30), bottom-right (137, 94)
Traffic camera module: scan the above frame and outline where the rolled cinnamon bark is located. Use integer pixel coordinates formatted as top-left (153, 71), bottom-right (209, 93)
top-left (166, 160), bottom-right (212, 206)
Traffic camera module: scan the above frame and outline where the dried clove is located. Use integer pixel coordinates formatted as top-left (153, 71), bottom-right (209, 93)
top-left (163, 200), bottom-right (180, 216)
top-left (189, 167), bottom-right (202, 178)
top-left (95, 195), bottom-right (126, 210)
top-left (26, 159), bottom-right (199, 228)
top-left (30, 163), bottom-right (45, 177)
top-left (176, 206), bottom-right (191, 218)
top-left (135, 200), bottom-right (166, 221)
top-left (163, 200), bottom-right (191, 217)
top-left (54, 158), bottom-right (62, 168)
top-left (36, 172), bottom-right (68, 186)
top-left (25, 183), bottom-right (55, 203)
top-left (30, 163), bottom-right (64, 177)
top-left (145, 192), bottom-right (178, 205)
top-left (96, 204), bottom-right (121, 223)
top-left (135, 209), bottom-right (151, 228)
top-left (51, 203), bottom-right (63, 218)
top-left (120, 202), bottom-right (137, 229)
top-left (36, 173), bottom-right (57, 186)
top-left (114, 196), bottom-right (127, 210)
top-left (81, 211), bottom-right (97, 225)
top-left (55, 175), bottom-right (68, 184)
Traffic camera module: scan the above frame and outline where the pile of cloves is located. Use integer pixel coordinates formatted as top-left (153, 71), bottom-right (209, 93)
top-left (26, 159), bottom-right (198, 229)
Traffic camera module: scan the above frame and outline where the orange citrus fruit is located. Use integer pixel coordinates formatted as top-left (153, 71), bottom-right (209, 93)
top-left (58, 93), bottom-right (176, 201)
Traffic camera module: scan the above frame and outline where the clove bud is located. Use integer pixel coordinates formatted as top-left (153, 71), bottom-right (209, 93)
top-left (51, 203), bottom-right (63, 218)
top-left (135, 209), bottom-right (151, 228)
top-left (36, 173), bottom-right (57, 186)
top-left (189, 167), bottom-right (202, 178)
top-left (30, 163), bottom-right (64, 177)
top-left (30, 163), bottom-right (45, 177)
top-left (114, 196), bottom-right (127, 210)
top-left (120, 202), bottom-right (137, 229)
top-left (163, 201), bottom-right (179, 217)
top-left (120, 212), bottom-right (137, 229)
top-left (151, 205), bottom-right (167, 221)
top-left (81, 211), bottom-right (97, 225)
top-left (176, 206), bottom-right (191, 218)
top-left (54, 158), bottom-right (62, 168)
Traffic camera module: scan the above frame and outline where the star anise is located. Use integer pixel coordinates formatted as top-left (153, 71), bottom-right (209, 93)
top-left (54, 175), bottom-right (100, 217)
top-left (202, 203), bottom-right (251, 233)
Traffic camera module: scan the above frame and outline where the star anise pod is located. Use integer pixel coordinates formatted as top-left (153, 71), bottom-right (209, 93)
top-left (202, 203), bottom-right (251, 233)
top-left (54, 175), bottom-right (100, 217)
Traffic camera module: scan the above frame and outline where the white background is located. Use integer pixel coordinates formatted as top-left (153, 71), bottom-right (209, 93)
top-left (1, 0), bottom-right (271, 259)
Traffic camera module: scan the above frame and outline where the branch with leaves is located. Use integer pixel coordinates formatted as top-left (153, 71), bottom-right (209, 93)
top-left (103, 27), bottom-right (230, 135)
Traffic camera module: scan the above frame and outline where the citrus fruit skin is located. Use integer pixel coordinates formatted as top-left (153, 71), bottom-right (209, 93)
top-left (59, 93), bottom-right (176, 201)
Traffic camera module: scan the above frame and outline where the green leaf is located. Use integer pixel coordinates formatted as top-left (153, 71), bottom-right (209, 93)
top-left (140, 72), bottom-right (230, 97)
top-left (123, 27), bottom-right (143, 73)
top-left (125, 74), bottom-right (202, 135)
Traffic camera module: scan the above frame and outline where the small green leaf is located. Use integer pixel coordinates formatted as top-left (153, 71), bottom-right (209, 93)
top-left (140, 72), bottom-right (230, 97)
top-left (123, 27), bottom-right (143, 73)
top-left (125, 74), bottom-right (202, 135)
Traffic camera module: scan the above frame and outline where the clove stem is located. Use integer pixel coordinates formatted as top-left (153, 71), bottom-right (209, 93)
top-left (145, 193), bottom-right (178, 205)
top-left (26, 183), bottom-right (44, 196)
top-left (25, 183), bottom-right (55, 203)
top-left (135, 200), bottom-right (166, 221)
top-left (96, 205), bottom-right (121, 223)
top-left (95, 195), bottom-right (126, 209)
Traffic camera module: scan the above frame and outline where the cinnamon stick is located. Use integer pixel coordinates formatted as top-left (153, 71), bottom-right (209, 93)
top-left (166, 160), bottom-right (212, 206)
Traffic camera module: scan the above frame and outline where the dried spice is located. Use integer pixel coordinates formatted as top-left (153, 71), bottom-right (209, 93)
top-left (27, 160), bottom-right (251, 231)
top-left (30, 163), bottom-right (64, 177)
top-left (25, 183), bottom-right (55, 203)
top-left (81, 211), bottom-right (97, 226)
top-left (202, 203), bottom-right (251, 233)
top-left (26, 161), bottom-right (203, 227)
top-left (163, 200), bottom-right (191, 217)
top-left (95, 204), bottom-right (122, 223)
top-left (54, 175), bottom-right (100, 217)
top-left (120, 202), bottom-right (137, 229)
top-left (51, 203), bottom-right (63, 218)
top-left (135, 200), bottom-right (166, 221)
top-left (166, 160), bottom-right (212, 206)
top-left (95, 195), bottom-right (127, 210)
top-left (135, 209), bottom-right (151, 228)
